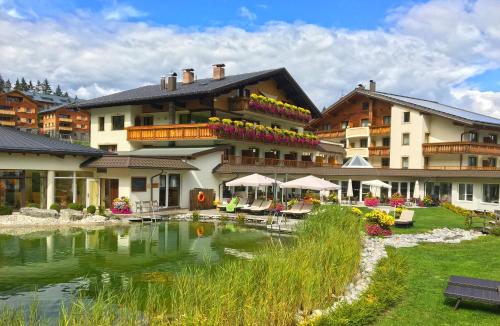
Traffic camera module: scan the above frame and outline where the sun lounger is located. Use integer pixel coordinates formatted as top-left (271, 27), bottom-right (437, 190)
top-left (282, 202), bottom-right (303, 215)
top-left (241, 199), bottom-right (263, 212)
top-left (225, 197), bottom-right (240, 213)
top-left (250, 200), bottom-right (272, 213)
top-left (286, 202), bottom-right (313, 217)
top-left (395, 210), bottom-right (414, 227)
top-left (235, 197), bottom-right (249, 210)
top-left (444, 275), bottom-right (500, 309)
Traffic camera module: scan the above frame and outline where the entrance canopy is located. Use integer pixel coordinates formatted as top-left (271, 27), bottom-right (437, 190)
top-left (280, 175), bottom-right (339, 191)
top-left (226, 173), bottom-right (281, 187)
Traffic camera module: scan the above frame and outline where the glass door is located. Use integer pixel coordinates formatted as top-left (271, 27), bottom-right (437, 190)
top-left (168, 174), bottom-right (180, 207)
top-left (159, 175), bottom-right (167, 207)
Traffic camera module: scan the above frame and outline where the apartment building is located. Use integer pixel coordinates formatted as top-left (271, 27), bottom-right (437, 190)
top-left (308, 81), bottom-right (500, 210)
top-left (0, 90), bottom-right (39, 131)
top-left (70, 65), bottom-right (344, 209)
top-left (39, 105), bottom-right (90, 142)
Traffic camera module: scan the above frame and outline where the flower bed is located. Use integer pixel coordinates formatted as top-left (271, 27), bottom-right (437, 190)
top-left (208, 117), bottom-right (320, 147)
top-left (364, 209), bottom-right (395, 236)
top-left (249, 94), bottom-right (312, 122)
top-left (390, 193), bottom-right (405, 207)
top-left (364, 196), bottom-right (380, 207)
top-left (112, 197), bottom-right (132, 214)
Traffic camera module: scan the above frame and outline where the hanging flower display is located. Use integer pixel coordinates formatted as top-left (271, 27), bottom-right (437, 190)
top-left (208, 117), bottom-right (320, 148)
top-left (248, 94), bottom-right (312, 122)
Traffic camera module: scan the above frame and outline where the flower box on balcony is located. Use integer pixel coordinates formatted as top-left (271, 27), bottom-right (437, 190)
top-left (208, 117), bottom-right (320, 148)
top-left (248, 94), bottom-right (312, 123)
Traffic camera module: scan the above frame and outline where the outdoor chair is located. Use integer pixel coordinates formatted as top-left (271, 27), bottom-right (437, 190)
top-left (225, 197), bottom-right (240, 213)
top-left (286, 202), bottom-right (313, 217)
top-left (444, 275), bottom-right (500, 309)
top-left (282, 201), bottom-right (303, 215)
top-left (242, 199), bottom-right (263, 212)
top-left (235, 197), bottom-right (249, 210)
top-left (150, 200), bottom-right (162, 222)
top-left (249, 200), bottom-right (273, 213)
top-left (395, 210), bottom-right (414, 227)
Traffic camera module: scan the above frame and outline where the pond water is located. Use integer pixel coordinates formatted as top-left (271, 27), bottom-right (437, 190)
top-left (0, 221), bottom-right (286, 317)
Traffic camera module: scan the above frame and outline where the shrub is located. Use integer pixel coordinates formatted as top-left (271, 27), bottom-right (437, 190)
top-left (422, 194), bottom-right (433, 207)
top-left (86, 205), bottom-right (96, 214)
top-left (0, 206), bottom-right (13, 216)
top-left (68, 203), bottom-right (84, 211)
top-left (192, 210), bottom-right (200, 222)
top-left (219, 213), bottom-right (229, 222)
top-left (490, 227), bottom-right (500, 236)
top-left (366, 224), bottom-right (393, 236)
top-left (328, 193), bottom-right (338, 203)
top-left (28, 202), bottom-right (38, 208)
top-left (236, 213), bottom-right (246, 224)
top-left (98, 206), bottom-right (106, 216)
top-left (351, 207), bottom-right (363, 217)
top-left (311, 198), bottom-right (321, 209)
top-left (50, 203), bottom-right (61, 213)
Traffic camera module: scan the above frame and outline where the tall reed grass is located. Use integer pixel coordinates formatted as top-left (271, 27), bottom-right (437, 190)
top-left (1, 205), bottom-right (363, 326)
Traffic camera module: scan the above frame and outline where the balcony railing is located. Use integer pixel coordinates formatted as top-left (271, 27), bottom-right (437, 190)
top-left (368, 146), bottom-right (390, 156)
top-left (59, 126), bottom-right (73, 131)
top-left (422, 141), bottom-right (500, 156)
top-left (345, 126), bottom-right (369, 138)
top-left (346, 147), bottom-right (369, 157)
top-left (370, 125), bottom-right (390, 136)
top-left (59, 117), bottom-right (73, 123)
top-left (315, 129), bottom-right (346, 139)
top-left (223, 155), bottom-right (342, 168)
top-left (425, 166), bottom-right (500, 171)
top-left (0, 109), bottom-right (16, 116)
top-left (127, 123), bottom-right (216, 141)
top-left (0, 120), bottom-right (16, 126)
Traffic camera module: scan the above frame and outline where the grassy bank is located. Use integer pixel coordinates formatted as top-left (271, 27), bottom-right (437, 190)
top-left (391, 207), bottom-right (470, 234)
top-left (2, 205), bottom-right (363, 325)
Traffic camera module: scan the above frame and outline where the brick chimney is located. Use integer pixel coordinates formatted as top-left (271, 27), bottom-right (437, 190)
top-left (369, 80), bottom-right (376, 92)
top-left (183, 68), bottom-right (195, 84)
top-left (212, 63), bottom-right (225, 80)
top-left (167, 72), bottom-right (177, 91)
top-left (160, 76), bottom-right (166, 90)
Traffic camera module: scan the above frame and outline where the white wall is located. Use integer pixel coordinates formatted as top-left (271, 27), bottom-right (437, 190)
top-left (0, 153), bottom-right (91, 171)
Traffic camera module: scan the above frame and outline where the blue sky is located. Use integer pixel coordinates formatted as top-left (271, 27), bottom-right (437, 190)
top-left (1, 0), bottom-right (500, 117)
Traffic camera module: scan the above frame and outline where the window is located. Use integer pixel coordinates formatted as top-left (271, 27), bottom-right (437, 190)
top-left (381, 157), bottom-right (390, 167)
top-left (459, 184), bottom-right (473, 201)
top-left (382, 137), bottom-right (390, 146)
top-left (131, 177), bottom-right (147, 192)
top-left (425, 132), bottom-right (430, 143)
top-left (484, 134), bottom-right (498, 144)
top-left (402, 133), bottom-right (410, 145)
top-left (362, 102), bottom-right (369, 110)
top-left (134, 116), bottom-right (142, 126)
top-left (483, 157), bottom-right (497, 167)
top-left (179, 113), bottom-right (191, 124)
top-left (143, 116), bottom-right (154, 126)
top-left (468, 156), bottom-right (477, 167)
top-left (400, 182), bottom-right (408, 198)
top-left (403, 111), bottom-right (411, 123)
top-left (99, 144), bottom-right (117, 152)
top-left (424, 156), bottom-right (430, 168)
top-left (341, 121), bottom-right (349, 129)
top-left (402, 157), bottom-right (409, 169)
top-left (482, 184), bottom-right (499, 203)
top-left (463, 131), bottom-right (478, 142)
top-left (111, 115), bottom-right (125, 130)
top-left (323, 123), bottom-right (331, 131)
top-left (383, 116), bottom-right (391, 125)
top-left (360, 138), bottom-right (368, 148)
top-left (98, 117), bottom-right (105, 131)
top-left (361, 119), bottom-right (369, 127)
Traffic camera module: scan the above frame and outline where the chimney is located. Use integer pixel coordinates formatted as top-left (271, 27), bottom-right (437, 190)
top-left (160, 76), bottom-right (166, 90)
top-left (182, 68), bottom-right (195, 84)
top-left (212, 63), bottom-right (225, 80)
top-left (369, 80), bottom-right (376, 92)
top-left (167, 72), bottom-right (177, 91)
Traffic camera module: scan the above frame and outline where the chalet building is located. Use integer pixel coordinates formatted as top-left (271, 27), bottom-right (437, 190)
top-left (0, 90), bottom-right (39, 131)
top-left (39, 105), bottom-right (90, 142)
top-left (70, 65), bottom-right (345, 209)
top-left (308, 81), bottom-right (500, 210)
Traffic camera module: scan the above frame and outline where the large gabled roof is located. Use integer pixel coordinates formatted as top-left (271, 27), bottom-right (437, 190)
top-left (316, 87), bottom-right (500, 129)
top-left (0, 126), bottom-right (104, 157)
top-left (69, 68), bottom-right (321, 117)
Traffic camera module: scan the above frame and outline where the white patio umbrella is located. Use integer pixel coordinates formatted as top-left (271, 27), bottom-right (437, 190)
top-left (362, 180), bottom-right (391, 189)
top-left (279, 175), bottom-right (339, 191)
top-left (413, 180), bottom-right (420, 199)
top-left (347, 179), bottom-right (353, 204)
top-left (226, 173), bottom-right (281, 199)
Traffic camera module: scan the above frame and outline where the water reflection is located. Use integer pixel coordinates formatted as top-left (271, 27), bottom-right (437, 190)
top-left (0, 221), bottom-right (281, 316)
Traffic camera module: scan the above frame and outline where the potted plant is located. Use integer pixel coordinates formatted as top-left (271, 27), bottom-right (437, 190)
top-left (112, 197), bottom-right (132, 214)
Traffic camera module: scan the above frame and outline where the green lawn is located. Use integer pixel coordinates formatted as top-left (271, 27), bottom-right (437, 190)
top-left (376, 236), bottom-right (500, 326)
top-left (392, 207), bottom-right (469, 234)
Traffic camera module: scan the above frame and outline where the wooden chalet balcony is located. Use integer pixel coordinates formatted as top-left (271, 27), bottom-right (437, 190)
top-left (368, 146), bottom-right (390, 156)
top-left (345, 126), bottom-right (369, 138)
top-left (0, 120), bottom-right (16, 126)
top-left (127, 123), bottom-right (216, 141)
top-left (59, 126), bottom-right (73, 131)
top-left (0, 109), bottom-right (16, 116)
top-left (223, 155), bottom-right (342, 168)
top-left (59, 117), bottom-right (73, 123)
top-left (315, 129), bottom-right (346, 139)
top-left (422, 141), bottom-right (500, 156)
top-left (345, 147), bottom-right (369, 158)
top-left (425, 166), bottom-right (500, 171)
top-left (370, 125), bottom-right (390, 136)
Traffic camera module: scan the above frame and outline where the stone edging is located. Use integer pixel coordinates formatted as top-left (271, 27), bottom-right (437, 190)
top-left (299, 228), bottom-right (484, 323)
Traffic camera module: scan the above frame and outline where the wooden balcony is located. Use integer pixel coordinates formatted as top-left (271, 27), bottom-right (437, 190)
top-left (425, 166), bottom-right (500, 171)
top-left (422, 141), bottom-right (500, 156)
top-left (59, 117), bottom-right (73, 123)
top-left (370, 125), bottom-right (390, 136)
top-left (345, 126), bottom-right (369, 138)
top-left (59, 126), bottom-right (73, 131)
top-left (0, 109), bottom-right (16, 116)
top-left (0, 120), bottom-right (16, 126)
top-left (223, 155), bottom-right (342, 168)
top-left (316, 129), bottom-right (345, 139)
top-left (345, 147), bottom-right (369, 158)
top-left (127, 123), bottom-right (216, 141)
top-left (369, 146), bottom-right (390, 156)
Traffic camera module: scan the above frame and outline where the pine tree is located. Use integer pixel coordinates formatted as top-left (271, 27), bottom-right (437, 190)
top-left (0, 74), bottom-right (5, 93)
top-left (63, 91), bottom-right (69, 97)
top-left (14, 78), bottom-right (21, 91)
top-left (5, 80), bottom-right (12, 91)
top-left (35, 80), bottom-right (42, 93)
top-left (28, 80), bottom-right (35, 91)
top-left (20, 77), bottom-right (28, 91)
top-left (42, 78), bottom-right (52, 94)
top-left (54, 84), bottom-right (63, 96)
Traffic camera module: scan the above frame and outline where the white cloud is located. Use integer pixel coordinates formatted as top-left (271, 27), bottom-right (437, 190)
top-left (102, 4), bottom-right (146, 21)
top-left (0, 0), bottom-right (499, 119)
top-left (6, 7), bottom-right (24, 19)
top-left (239, 6), bottom-right (257, 21)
